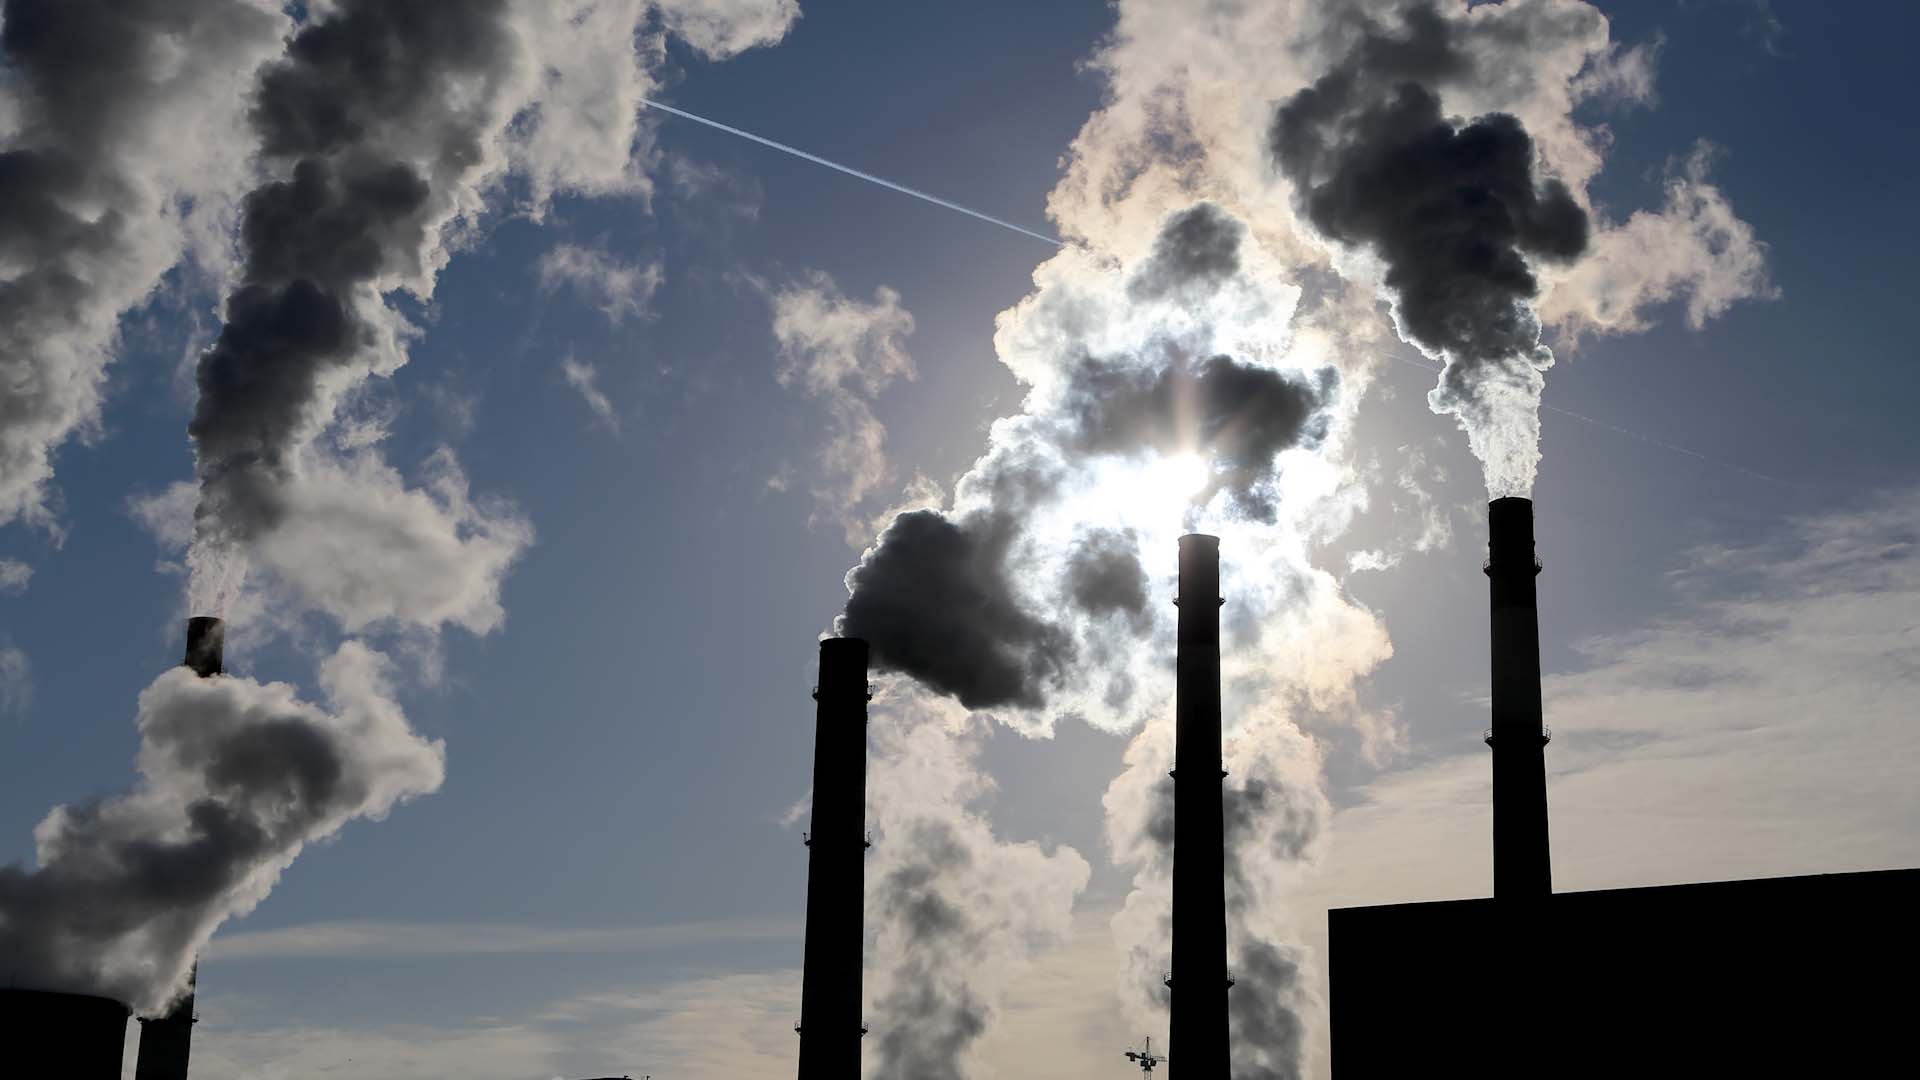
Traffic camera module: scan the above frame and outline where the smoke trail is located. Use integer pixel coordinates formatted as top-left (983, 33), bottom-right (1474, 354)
top-left (0, 0), bottom-right (803, 1018)
top-left (185, 0), bottom-right (529, 615)
top-left (0, 0), bottom-right (285, 532)
top-left (863, 688), bottom-right (1090, 1079)
top-left (1270, 2), bottom-right (1589, 497)
top-left (641, 98), bottom-right (1065, 247)
top-left (0, 644), bottom-right (442, 1014)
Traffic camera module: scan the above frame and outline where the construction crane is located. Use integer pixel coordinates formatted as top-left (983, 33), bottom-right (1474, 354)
top-left (1124, 1037), bottom-right (1166, 1073)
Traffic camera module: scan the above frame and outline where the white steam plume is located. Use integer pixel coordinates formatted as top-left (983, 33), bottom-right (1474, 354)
top-left (862, 685), bottom-right (1090, 1079)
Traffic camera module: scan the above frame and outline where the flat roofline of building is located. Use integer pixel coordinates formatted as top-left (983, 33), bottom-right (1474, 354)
top-left (1330, 864), bottom-right (1920, 918)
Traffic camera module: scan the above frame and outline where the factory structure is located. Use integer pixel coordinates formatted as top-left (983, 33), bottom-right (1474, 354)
top-left (4, 500), bottom-right (1915, 1077)
top-left (1327, 499), bottom-right (1920, 1077)
top-left (792, 500), bottom-right (1920, 1077)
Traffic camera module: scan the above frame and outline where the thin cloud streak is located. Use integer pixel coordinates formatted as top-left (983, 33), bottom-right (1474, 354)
top-left (208, 913), bottom-right (802, 961)
top-left (641, 99), bottom-right (1064, 247)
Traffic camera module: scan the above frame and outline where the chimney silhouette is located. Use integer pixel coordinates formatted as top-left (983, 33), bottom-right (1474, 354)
top-left (796, 638), bottom-right (870, 1080)
top-left (1170, 534), bottom-right (1229, 1076)
top-left (182, 616), bottom-right (224, 678)
top-left (135, 618), bottom-right (223, 1080)
top-left (1485, 498), bottom-right (1551, 898)
top-left (0, 989), bottom-right (130, 1077)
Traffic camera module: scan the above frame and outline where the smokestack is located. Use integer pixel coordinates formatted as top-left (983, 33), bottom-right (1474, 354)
top-left (1170, 534), bottom-right (1229, 1076)
top-left (796, 638), bottom-right (870, 1080)
top-left (134, 965), bottom-right (194, 1080)
top-left (135, 618), bottom-right (223, 1080)
top-left (1485, 498), bottom-right (1551, 898)
top-left (183, 616), bottom-right (224, 678)
top-left (0, 989), bottom-right (130, 1077)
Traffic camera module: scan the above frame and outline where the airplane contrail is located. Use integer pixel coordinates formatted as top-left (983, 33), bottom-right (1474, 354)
top-left (640, 99), bottom-right (1065, 248)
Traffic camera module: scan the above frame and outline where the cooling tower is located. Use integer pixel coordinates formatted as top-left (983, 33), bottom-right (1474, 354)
top-left (1485, 498), bottom-right (1551, 898)
top-left (0, 988), bottom-right (131, 1078)
top-left (1170, 534), bottom-right (1229, 1076)
top-left (796, 638), bottom-right (870, 1080)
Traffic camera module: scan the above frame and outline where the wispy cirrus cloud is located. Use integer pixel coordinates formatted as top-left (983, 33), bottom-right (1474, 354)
top-left (209, 912), bottom-right (800, 961)
top-left (537, 241), bottom-right (666, 327)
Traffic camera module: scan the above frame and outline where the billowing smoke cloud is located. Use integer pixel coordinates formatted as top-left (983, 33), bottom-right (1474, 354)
top-left (3, 0), bottom-right (801, 1018)
top-left (186, 0), bottom-right (530, 614)
top-left (863, 689), bottom-right (1090, 1079)
top-left (1063, 351), bottom-right (1336, 522)
top-left (1065, 527), bottom-right (1151, 626)
top-left (185, 0), bottom-right (801, 622)
top-left (841, 510), bottom-right (1071, 710)
top-left (0, 643), bottom-right (441, 1014)
top-left (839, 202), bottom-right (1337, 716)
top-left (831, 0), bottom-right (1772, 1070)
top-left (0, 0), bottom-right (285, 533)
top-left (831, 197), bottom-right (1367, 1070)
top-left (1270, 3), bottom-right (1589, 496)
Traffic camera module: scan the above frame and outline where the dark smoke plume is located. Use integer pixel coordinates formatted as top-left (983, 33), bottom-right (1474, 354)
top-left (1269, 1), bottom-right (1589, 496)
top-left (1065, 528), bottom-right (1151, 625)
top-left (190, 0), bottom-right (520, 560)
top-left (0, 0), bottom-right (282, 528)
top-left (0, 645), bottom-right (441, 1013)
top-left (839, 510), bottom-right (1072, 710)
top-left (1064, 352), bottom-right (1336, 522)
top-left (841, 203), bottom-right (1338, 713)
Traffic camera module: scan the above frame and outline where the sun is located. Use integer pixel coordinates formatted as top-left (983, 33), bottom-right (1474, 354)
top-left (1141, 452), bottom-right (1212, 507)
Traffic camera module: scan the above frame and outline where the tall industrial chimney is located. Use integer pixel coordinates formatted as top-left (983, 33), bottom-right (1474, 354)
top-left (135, 617), bottom-right (224, 1080)
top-left (796, 637), bottom-right (870, 1080)
top-left (0, 988), bottom-right (130, 1077)
top-left (1485, 498), bottom-right (1551, 898)
top-left (1170, 534), bottom-right (1229, 1077)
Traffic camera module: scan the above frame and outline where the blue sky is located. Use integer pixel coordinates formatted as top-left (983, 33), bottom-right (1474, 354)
top-left (2, 2), bottom-right (1917, 1077)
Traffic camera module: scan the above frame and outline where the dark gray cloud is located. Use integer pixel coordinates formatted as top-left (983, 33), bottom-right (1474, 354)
top-left (839, 510), bottom-right (1072, 710)
top-left (1065, 528), bottom-right (1150, 624)
top-left (190, 0), bottom-right (519, 549)
top-left (1127, 201), bottom-right (1247, 303)
top-left (1065, 353), bottom-right (1337, 522)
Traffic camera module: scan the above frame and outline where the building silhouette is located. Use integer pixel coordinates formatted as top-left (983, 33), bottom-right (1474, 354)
top-left (1329, 500), bottom-right (1920, 1076)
